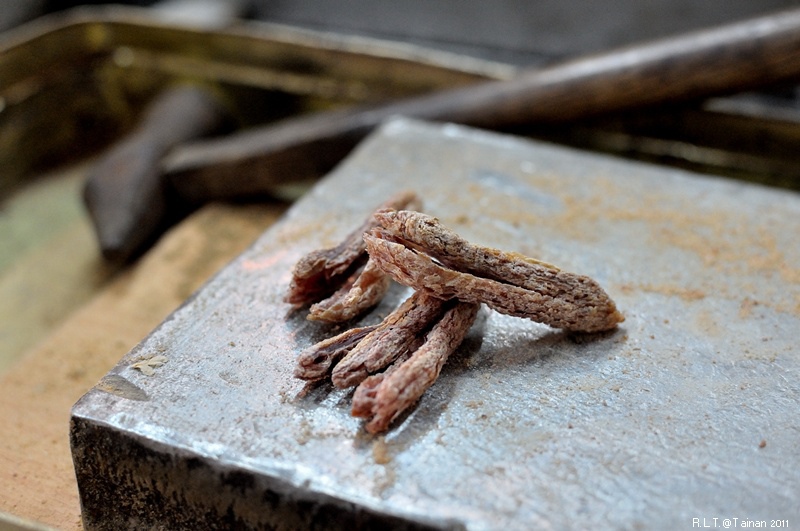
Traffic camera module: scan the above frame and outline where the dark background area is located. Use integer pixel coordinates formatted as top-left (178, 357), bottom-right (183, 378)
top-left (5, 0), bottom-right (800, 64)
top-left (4, 1), bottom-right (800, 190)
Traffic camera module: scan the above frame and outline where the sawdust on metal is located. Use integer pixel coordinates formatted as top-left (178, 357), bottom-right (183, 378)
top-left (71, 118), bottom-right (800, 529)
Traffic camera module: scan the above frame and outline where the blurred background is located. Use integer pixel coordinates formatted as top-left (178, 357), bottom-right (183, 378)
top-left (2, 2), bottom-right (800, 529)
top-left (6, 0), bottom-right (800, 62)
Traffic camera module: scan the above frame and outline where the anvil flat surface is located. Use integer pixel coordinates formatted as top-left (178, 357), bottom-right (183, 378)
top-left (71, 118), bottom-right (800, 530)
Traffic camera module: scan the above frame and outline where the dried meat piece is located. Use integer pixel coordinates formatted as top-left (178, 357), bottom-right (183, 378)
top-left (307, 257), bottom-right (391, 322)
top-left (291, 205), bottom-right (624, 435)
top-left (374, 209), bottom-right (561, 287)
top-left (331, 291), bottom-right (448, 389)
top-left (284, 191), bottom-right (419, 307)
top-left (364, 226), bottom-right (623, 332)
top-left (350, 372), bottom-right (385, 418)
top-left (294, 325), bottom-right (377, 381)
top-left (350, 331), bottom-right (424, 418)
top-left (284, 234), bottom-right (366, 307)
top-left (362, 301), bottom-right (480, 434)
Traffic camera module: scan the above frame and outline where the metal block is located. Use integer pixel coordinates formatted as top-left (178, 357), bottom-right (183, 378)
top-left (71, 118), bottom-right (800, 529)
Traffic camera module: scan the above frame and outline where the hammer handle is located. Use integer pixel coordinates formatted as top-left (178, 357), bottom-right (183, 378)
top-left (414, 9), bottom-right (800, 127)
top-left (166, 8), bottom-right (800, 200)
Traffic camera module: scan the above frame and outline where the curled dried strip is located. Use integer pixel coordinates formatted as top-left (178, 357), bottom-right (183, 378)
top-left (350, 332), bottom-right (424, 418)
top-left (294, 325), bottom-right (377, 381)
top-left (374, 210), bottom-right (561, 287)
top-left (350, 339), bottom-right (419, 418)
top-left (284, 233), bottom-right (366, 307)
top-left (374, 210), bottom-right (624, 319)
top-left (307, 258), bottom-right (391, 322)
top-left (364, 230), bottom-right (623, 332)
top-left (331, 291), bottom-right (448, 389)
top-left (350, 373), bottom-right (384, 418)
top-left (360, 301), bottom-right (480, 434)
top-left (284, 191), bottom-right (419, 307)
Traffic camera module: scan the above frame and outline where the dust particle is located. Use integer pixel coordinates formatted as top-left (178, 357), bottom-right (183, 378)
top-left (372, 437), bottom-right (392, 465)
top-left (296, 418), bottom-right (312, 445)
top-left (739, 297), bottom-right (759, 319)
top-left (130, 355), bottom-right (168, 376)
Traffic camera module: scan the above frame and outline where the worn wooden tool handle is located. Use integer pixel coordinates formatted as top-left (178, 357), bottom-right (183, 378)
top-left (165, 7), bottom-right (800, 201)
top-left (418, 9), bottom-right (800, 127)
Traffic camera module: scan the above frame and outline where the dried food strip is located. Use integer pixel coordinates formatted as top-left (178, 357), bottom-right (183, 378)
top-left (358, 301), bottom-right (480, 434)
top-left (364, 230), bottom-right (623, 332)
top-left (284, 191), bottom-right (419, 308)
top-left (349, 331), bottom-right (426, 418)
top-left (294, 325), bottom-right (377, 381)
top-left (307, 258), bottom-right (391, 322)
top-left (374, 209), bottom-right (561, 286)
top-left (374, 210), bottom-right (623, 327)
top-left (349, 336), bottom-right (420, 418)
top-left (331, 291), bottom-right (448, 389)
top-left (350, 373), bottom-right (385, 419)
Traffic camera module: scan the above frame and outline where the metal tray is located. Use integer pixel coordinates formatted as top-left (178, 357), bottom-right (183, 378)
top-left (0, 5), bottom-right (512, 192)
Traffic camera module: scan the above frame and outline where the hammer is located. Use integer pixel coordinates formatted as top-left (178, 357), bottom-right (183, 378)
top-left (86, 8), bottom-right (800, 261)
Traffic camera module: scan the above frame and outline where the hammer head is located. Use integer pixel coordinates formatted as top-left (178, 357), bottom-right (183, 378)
top-left (83, 139), bottom-right (168, 263)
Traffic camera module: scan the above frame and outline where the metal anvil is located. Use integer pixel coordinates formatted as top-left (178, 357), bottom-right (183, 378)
top-left (71, 119), bottom-right (800, 529)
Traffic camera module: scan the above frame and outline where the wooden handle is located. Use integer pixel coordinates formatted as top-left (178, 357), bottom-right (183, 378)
top-left (415, 8), bottom-right (800, 127)
top-left (166, 7), bottom-right (800, 200)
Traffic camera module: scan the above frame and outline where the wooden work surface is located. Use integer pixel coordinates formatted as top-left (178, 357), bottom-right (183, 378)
top-left (0, 163), bottom-right (287, 529)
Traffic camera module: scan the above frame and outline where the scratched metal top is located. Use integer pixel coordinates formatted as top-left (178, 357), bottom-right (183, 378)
top-left (72, 118), bottom-right (800, 529)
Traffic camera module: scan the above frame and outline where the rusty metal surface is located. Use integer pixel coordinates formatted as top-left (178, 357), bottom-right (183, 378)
top-left (71, 118), bottom-right (800, 529)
